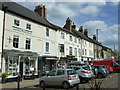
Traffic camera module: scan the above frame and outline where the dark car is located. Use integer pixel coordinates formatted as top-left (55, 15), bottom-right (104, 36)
top-left (91, 65), bottom-right (109, 78)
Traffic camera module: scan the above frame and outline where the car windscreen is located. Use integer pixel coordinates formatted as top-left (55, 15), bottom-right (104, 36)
top-left (67, 70), bottom-right (77, 75)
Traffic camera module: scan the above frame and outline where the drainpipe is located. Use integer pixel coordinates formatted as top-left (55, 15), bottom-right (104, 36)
top-left (1, 4), bottom-right (7, 72)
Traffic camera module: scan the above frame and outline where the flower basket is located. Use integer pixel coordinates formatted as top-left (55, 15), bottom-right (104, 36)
top-left (1, 73), bottom-right (8, 84)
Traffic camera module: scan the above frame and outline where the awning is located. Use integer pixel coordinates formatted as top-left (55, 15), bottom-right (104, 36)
top-left (39, 56), bottom-right (59, 60)
top-left (68, 61), bottom-right (85, 65)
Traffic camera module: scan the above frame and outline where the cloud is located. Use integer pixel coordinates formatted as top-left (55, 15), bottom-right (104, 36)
top-left (82, 20), bottom-right (118, 49)
top-left (80, 5), bottom-right (99, 15)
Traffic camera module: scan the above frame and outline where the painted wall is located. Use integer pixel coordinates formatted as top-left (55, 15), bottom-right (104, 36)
top-left (0, 10), bottom-right (4, 70)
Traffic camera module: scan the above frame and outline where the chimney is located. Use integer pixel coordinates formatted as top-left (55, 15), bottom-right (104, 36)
top-left (72, 22), bottom-right (76, 30)
top-left (34, 4), bottom-right (46, 18)
top-left (63, 17), bottom-right (72, 32)
top-left (84, 29), bottom-right (88, 36)
top-left (93, 35), bottom-right (96, 40)
top-left (79, 26), bottom-right (83, 33)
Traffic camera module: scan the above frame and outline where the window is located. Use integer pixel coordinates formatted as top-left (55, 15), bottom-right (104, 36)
top-left (69, 35), bottom-right (72, 41)
top-left (85, 49), bottom-right (87, 55)
top-left (59, 44), bottom-right (64, 53)
top-left (69, 47), bottom-right (72, 55)
top-left (57, 70), bottom-right (65, 75)
top-left (48, 70), bottom-right (56, 76)
top-left (14, 19), bottom-right (20, 26)
top-left (78, 39), bottom-right (81, 44)
top-left (46, 28), bottom-right (49, 37)
top-left (25, 38), bottom-right (31, 49)
top-left (78, 49), bottom-right (81, 57)
top-left (61, 32), bottom-right (65, 39)
top-left (26, 24), bottom-right (31, 30)
top-left (13, 35), bottom-right (19, 48)
top-left (74, 48), bottom-right (77, 57)
top-left (74, 37), bottom-right (77, 43)
top-left (45, 42), bottom-right (49, 52)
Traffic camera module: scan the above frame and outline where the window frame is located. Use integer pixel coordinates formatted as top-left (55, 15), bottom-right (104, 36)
top-left (26, 23), bottom-right (31, 30)
top-left (14, 19), bottom-right (20, 26)
top-left (25, 38), bottom-right (31, 50)
top-left (45, 42), bottom-right (49, 52)
top-left (46, 28), bottom-right (49, 37)
top-left (13, 35), bottom-right (19, 48)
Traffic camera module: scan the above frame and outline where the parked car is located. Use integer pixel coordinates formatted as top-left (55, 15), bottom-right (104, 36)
top-left (93, 60), bottom-right (120, 73)
top-left (91, 65), bottom-right (109, 78)
top-left (67, 65), bottom-right (93, 83)
top-left (39, 69), bottom-right (80, 89)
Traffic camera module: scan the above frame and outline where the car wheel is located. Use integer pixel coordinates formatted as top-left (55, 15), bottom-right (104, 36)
top-left (62, 82), bottom-right (70, 89)
top-left (97, 73), bottom-right (103, 78)
top-left (40, 81), bottom-right (45, 88)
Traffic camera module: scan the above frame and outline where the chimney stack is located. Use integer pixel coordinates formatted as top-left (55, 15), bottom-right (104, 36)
top-left (72, 22), bottom-right (76, 30)
top-left (79, 26), bottom-right (83, 33)
top-left (93, 35), bottom-right (96, 40)
top-left (84, 29), bottom-right (88, 36)
top-left (63, 17), bottom-right (72, 32)
top-left (34, 4), bottom-right (46, 18)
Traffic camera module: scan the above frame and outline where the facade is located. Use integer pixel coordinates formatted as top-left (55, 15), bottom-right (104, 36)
top-left (0, 2), bottom-right (113, 80)
top-left (0, 8), bottom-right (4, 71)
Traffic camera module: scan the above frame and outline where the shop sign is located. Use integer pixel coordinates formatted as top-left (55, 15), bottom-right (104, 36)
top-left (12, 26), bottom-right (32, 34)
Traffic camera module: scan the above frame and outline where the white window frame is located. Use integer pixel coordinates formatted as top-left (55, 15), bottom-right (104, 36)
top-left (25, 38), bottom-right (31, 49)
top-left (46, 28), bottom-right (49, 37)
top-left (13, 35), bottom-right (19, 48)
top-left (45, 42), bottom-right (49, 52)
top-left (14, 19), bottom-right (20, 26)
top-left (26, 23), bottom-right (31, 30)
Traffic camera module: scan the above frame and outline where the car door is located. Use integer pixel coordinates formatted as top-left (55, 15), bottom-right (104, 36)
top-left (45, 70), bottom-right (56, 85)
top-left (55, 70), bottom-right (66, 86)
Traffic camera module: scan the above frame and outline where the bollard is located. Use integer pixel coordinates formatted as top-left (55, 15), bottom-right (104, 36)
top-left (17, 74), bottom-right (20, 90)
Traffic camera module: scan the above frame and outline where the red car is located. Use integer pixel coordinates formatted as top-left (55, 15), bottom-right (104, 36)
top-left (93, 60), bottom-right (120, 73)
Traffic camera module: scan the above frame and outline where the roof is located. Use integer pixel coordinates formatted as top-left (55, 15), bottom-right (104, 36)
top-left (1, 2), bottom-right (56, 30)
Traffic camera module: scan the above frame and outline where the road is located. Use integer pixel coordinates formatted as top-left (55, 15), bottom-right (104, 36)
top-left (22, 73), bottom-right (119, 90)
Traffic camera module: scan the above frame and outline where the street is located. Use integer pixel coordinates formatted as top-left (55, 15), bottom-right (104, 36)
top-left (19, 73), bottom-right (119, 90)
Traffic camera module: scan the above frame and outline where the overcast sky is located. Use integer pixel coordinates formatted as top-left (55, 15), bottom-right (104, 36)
top-left (16, 1), bottom-right (118, 50)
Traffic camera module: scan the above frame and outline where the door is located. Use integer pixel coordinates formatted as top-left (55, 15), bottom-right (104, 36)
top-left (20, 62), bottom-right (23, 77)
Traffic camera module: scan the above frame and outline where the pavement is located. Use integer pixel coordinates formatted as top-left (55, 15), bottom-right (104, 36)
top-left (1, 78), bottom-right (39, 90)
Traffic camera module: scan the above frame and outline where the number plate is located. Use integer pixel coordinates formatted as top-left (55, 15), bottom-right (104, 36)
top-left (73, 76), bottom-right (76, 78)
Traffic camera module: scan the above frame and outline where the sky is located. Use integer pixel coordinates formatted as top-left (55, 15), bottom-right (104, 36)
top-left (15, 1), bottom-right (118, 50)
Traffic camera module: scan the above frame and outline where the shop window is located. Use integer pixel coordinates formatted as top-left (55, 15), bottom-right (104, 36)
top-left (13, 35), bottom-right (19, 48)
top-left (14, 19), bottom-right (20, 26)
top-left (46, 28), bottom-right (49, 37)
top-left (25, 38), bottom-right (31, 49)
top-left (7, 56), bottom-right (19, 76)
top-left (26, 23), bottom-right (31, 30)
top-left (45, 42), bottom-right (49, 52)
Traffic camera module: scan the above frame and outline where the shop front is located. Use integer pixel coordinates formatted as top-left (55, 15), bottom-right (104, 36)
top-left (38, 56), bottom-right (58, 73)
top-left (3, 50), bottom-right (38, 81)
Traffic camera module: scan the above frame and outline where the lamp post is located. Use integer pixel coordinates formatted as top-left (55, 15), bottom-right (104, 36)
top-left (96, 29), bottom-right (100, 59)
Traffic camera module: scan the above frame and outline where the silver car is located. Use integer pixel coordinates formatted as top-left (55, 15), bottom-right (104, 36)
top-left (39, 69), bottom-right (80, 89)
top-left (67, 65), bottom-right (93, 83)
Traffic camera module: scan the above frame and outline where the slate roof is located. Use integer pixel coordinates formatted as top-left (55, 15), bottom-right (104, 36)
top-left (1, 2), bottom-right (110, 49)
top-left (1, 2), bottom-right (56, 30)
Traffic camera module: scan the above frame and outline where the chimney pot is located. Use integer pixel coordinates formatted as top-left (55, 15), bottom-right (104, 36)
top-left (93, 35), bottom-right (96, 40)
top-left (79, 26), bottom-right (83, 33)
top-left (34, 4), bottom-right (46, 18)
top-left (72, 22), bottom-right (76, 30)
top-left (84, 29), bottom-right (88, 36)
